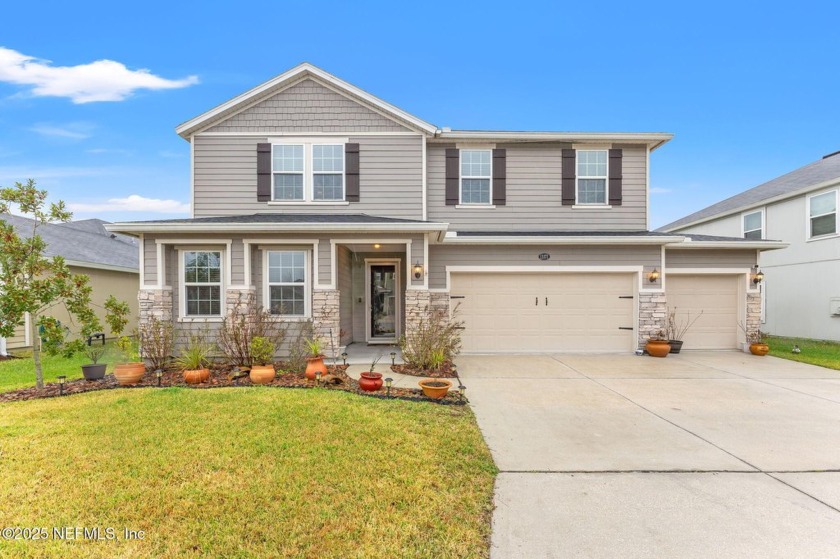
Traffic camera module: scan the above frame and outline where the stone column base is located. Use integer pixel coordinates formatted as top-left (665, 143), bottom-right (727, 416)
top-left (138, 287), bottom-right (173, 326)
top-left (313, 289), bottom-right (340, 357)
top-left (638, 292), bottom-right (667, 347)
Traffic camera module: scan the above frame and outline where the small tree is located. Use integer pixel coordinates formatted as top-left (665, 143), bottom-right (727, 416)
top-left (0, 180), bottom-right (107, 388)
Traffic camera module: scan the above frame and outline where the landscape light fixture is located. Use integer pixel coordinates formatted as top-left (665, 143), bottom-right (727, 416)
top-left (315, 370), bottom-right (322, 386)
top-left (57, 375), bottom-right (66, 396)
top-left (390, 351), bottom-right (396, 365)
top-left (458, 385), bottom-right (466, 401)
top-left (648, 268), bottom-right (660, 283)
top-left (341, 352), bottom-right (348, 366)
top-left (155, 369), bottom-right (163, 387)
top-left (413, 261), bottom-right (423, 280)
top-left (385, 377), bottom-right (393, 397)
top-left (751, 265), bottom-right (764, 285)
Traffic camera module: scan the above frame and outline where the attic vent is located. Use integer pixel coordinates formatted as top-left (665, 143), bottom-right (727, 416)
top-left (822, 149), bottom-right (840, 159)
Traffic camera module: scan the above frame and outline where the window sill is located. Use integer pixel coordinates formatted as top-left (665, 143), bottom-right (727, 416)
top-left (267, 201), bottom-right (351, 206)
top-left (178, 317), bottom-right (224, 323)
top-left (572, 205), bottom-right (613, 210)
top-left (267, 315), bottom-right (311, 322)
top-left (807, 232), bottom-right (839, 243)
top-left (455, 204), bottom-right (496, 209)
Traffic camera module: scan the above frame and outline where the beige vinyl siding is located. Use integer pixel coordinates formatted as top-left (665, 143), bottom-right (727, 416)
top-left (427, 143), bottom-right (648, 231)
top-left (230, 240), bottom-right (245, 285)
top-left (192, 134), bottom-right (424, 219)
top-left (337, 246), bottom-right (353, 346)
top-left (428, 244), bottom-right (661, 289)
top-left (6, 322), bottom-right (28, 350)
top-left (409, 235), bottom-right (425, 288)
top-left (143, 237), bottom-right (157, 286)
top-left (204, 78), bottom-right (411, 134)
top-left (666, 249), bottom-right (756, 269)
top-left (318, 240), bottom-right (332, 285)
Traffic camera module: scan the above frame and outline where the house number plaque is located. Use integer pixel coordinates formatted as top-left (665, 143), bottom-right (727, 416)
top-left (538, 253), bottom-right (550, 261)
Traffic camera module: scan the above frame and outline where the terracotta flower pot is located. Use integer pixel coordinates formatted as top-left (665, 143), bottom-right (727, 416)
top-left (359, 372), bottom-right (383, 392)
top-left (114, 362), bottom-right (145, 385)
top-left (305, 356), bottom-right (328, 380)
top-left (183, 368), bottom-right (210, 384)
top-left (419, 378), bottom-right (452, 399)
top-left (749, 343), bottom-right (770, 356)
top-left (645, 340), bottom-right (671, 358)
top-left (81, 363), bottom-right (107, 381)
top-left (249, 365), bottom-right (276, 384)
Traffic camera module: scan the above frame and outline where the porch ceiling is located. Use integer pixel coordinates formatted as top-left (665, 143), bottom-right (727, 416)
top-left (342, 243), bottom-right (406, 252)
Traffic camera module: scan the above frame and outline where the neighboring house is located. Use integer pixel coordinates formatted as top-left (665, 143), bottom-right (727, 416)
top-left (0, 215), bottom-right (140, 349)
top-left (107, 63), bottom-right (785, 354)
top-left (660, 152), bottom-right (840, 341)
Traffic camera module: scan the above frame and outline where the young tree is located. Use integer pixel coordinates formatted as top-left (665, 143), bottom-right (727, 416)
top-left (0, 179), bottom-right (103, 388)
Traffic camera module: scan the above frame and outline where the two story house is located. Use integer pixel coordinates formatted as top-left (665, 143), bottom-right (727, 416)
top-left (661, 152), bottom-right (840, 342)
top-left (108, 63), bottom-right (784, 355)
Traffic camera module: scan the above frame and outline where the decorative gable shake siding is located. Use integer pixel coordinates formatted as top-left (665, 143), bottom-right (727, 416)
top-left (427, 143), bottom-right (649, 231)
top-left (192, 134), bottom-right (424, 218)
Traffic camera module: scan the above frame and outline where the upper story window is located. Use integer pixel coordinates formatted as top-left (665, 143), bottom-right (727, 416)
top-left (183, 251), bottom-right (222, 317)
top-left (808, 190), bottom-right (837, 238)
top-left (742, 210), bottom-right (764, 239)
top-left (272, 143), bottom-right (343, 202)
top-left (460, 149), bottom-right (492, 205)
top-left (266, 250), bottom-right (309, 317)
top-left (576, 150), bottom-right (608, 205)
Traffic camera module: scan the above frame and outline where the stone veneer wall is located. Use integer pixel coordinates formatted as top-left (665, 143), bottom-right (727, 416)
top-left (138, 287), bottom-right (173, 324)
top-left (637, 292), bottom-right (667, 347)
top-left (405, 290), bottom-right (452, 340)
top-left (312, 289), bottom-right (340, 357)
top-left (746, 291), bottom-right (762, 340)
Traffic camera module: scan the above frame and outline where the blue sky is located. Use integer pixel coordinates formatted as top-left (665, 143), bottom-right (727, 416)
top-left (1, 1), bottom-right (838, 228)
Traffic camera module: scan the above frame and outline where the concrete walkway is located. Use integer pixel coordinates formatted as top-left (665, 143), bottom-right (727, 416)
top-left (458, 352), bottom-right (840, 558)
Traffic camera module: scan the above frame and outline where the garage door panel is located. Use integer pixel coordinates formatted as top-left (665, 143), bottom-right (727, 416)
top-left (452, 272), bottom-right (636, 353)
top-left (667, 275), bottom-right (740, 350)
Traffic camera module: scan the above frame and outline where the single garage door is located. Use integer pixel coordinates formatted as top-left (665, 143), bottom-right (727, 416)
top-left (451, 272), bottom-right (636, 352)
top-left (667, 275), bottom-right (740, 349)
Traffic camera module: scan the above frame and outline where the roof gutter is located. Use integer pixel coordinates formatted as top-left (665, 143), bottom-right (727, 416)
top-left (65, 259), bottom-right (139, 274)
top-left (432, 131), bottom-right (673, 150)
top-left (442, 232), bottom-right (686, 245)
top-left (105, 221), bottom-right (449, 235)
top-left (665, 240), bottom-right (788, 250)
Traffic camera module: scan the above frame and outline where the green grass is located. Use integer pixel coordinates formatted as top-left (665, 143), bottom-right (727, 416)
top-left (0, 388), bottom-right (497, 558)
top-left (0, 342), bottom-right (120, 393)
top-left (766, 335), bottom-right (840, 371)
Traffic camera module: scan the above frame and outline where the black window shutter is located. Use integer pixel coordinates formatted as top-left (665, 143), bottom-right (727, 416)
top-left (561, 149), bottom-right (576, 206)
top-left (492, 148), bottom-right (506, 206)
top-left (609, 149), bottom-right (623, 206)
top-left (257, 143), bottom-right (271, 202)
top-left (345, 143), bottom-right (360, 202)
top-left (445, 149), bottom-right (459, 205)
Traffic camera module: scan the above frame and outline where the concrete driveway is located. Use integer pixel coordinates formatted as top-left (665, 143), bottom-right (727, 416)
top-left (457, 352), bottom-right (840, 558)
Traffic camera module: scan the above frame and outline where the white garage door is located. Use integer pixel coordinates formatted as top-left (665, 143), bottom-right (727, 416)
top-left (450, 272), bottom-right (636, 352)
top-left (667, 275), bottom-right (740, 349)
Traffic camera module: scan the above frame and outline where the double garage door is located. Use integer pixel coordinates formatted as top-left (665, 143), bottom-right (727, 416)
top-left (451, 272), bottom-right (637, 352)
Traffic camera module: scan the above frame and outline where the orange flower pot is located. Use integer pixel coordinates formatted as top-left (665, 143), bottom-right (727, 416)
top-left (749, 343), bottom-right (770, 356)
top-left (183, 368), bottom-right (210, 384)
top-left (305, 357), bottom-right (328, 380)
top-left (114, 362), bottom-right (145, 385)
top-left (418, 378), bottom-right (452, 399)
top-left (359, 372), bottom-right (383, 392)
top-left (249, 365), bottom-right (276, 384)
top-left (645, 340), bottom-right (671, 358)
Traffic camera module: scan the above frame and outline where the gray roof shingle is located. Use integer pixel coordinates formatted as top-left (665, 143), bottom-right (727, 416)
top-left (660, 152), bottom-right (840, 231)
top-left (0, 214), bottom-right (138, 270)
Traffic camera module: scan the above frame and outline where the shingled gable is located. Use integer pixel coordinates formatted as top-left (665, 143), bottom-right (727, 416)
top-left (175, 63), bottom-right (437, 138)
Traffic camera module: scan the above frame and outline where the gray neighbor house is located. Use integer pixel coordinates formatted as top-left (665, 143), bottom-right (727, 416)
top-left (661, 152), bottom-right (840, 342)
top-left (107, 63), bottom-right (785, 355)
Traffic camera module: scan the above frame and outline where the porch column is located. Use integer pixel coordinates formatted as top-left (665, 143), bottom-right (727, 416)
top-left (637, 292), bottom-right (667, 348)
top-left (138, 287), bottom-right (173, 327)
top-left (313, 289), bottom-right (340, 357)
top-left (746, 291), bottom-right (762, 339)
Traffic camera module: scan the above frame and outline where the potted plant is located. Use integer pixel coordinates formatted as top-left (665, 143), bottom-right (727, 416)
top-left (113, 335), bottom-right (145, 385)
top-left (249, 336), bottom-right (276, 384)
top-left (644, 330), bottom-right (671, 358)
top-left (666, 307), bottom-right (704, 354)
top-left (741, 325), bottom-right (770, 356)
top-left (358, 356), bottom-right (383, 392)
top-left (304, 337), bottom-right (328, 381)
top-left (81, 345), bottom-right (107, 381)
top-left (418, 378), bottom-right (452, 399)
top-left (175, 335), bottom-right (212, 384)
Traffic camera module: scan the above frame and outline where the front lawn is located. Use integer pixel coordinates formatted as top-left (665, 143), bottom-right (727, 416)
top-left (0, 388), bottom-right (496, 558)
top-left (766, 335), bottom-right (840, 370)
top-left (0, 342), bottom-right (119, 393)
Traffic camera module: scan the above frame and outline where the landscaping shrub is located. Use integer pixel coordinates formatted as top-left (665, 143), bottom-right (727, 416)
top-left (400, 306), bottom-right (463, 371)
top-left (139, 316), bottom-right (174, 370)
top-left (218, 302), bottom-right (286, 367)
top-left (285, 321), bottom-right (316, 373)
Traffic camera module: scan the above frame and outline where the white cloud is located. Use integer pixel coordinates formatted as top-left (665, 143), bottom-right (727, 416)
top-left (68, 195), bottom-right (190, 214)
top-left (29, 123), bottom-right (92, 140)
top-left (0, 46), bottom-right (199, 103)
top-left (650, 187), bottom-right (672, 194)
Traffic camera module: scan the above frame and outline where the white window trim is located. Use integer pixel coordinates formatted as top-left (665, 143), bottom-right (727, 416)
top-left (741, 208), bottom-right (765, 240)
top-left (575, 149), bottom-right (609, 206)
top-left (178, 248), bottom-right (226, 321)
top-left (806, 189), bottom-right (838, 241)
top-left (262, 249), bottom-right (312, 319)
top-left (458, 148), bottom-right (493, 206)
top-left (270, 141), bottom-right (346, 203)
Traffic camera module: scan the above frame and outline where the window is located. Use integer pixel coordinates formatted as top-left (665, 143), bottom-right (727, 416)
top-left (267, 250), bottom-right (308, 316)
top-left (272, 143), bottom-right (344, 202)
top-left (577, 150), bottom-right (608, 205)
top-left (743, 210), bottom-right (764, 239)
top-left (313, 145), bottom-right (344, 200)
top-left (809, 190), bottom-right (837, 238)
top-left (183, 251), bottom-right (222, 316)
top-left (460, 149), bottom-right (492, 205)
top-left (272, 145), bottom-right (304, 200)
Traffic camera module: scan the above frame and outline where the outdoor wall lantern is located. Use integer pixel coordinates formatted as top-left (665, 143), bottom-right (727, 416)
top-left (413, 261), bottom-right (423, 280)
top-left (57, 375), bottom-right (66, 396)
top-left (385, 377), bottom-right (393, 397)
top-left (648, 268), bottom-right (660, 283)
top-left (155, 369), bottom-right (163, 387)
top-left (751, 265), bottom-right (764, 285)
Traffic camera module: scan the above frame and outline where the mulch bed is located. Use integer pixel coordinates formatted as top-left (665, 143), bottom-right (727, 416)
top-left (391, 360), bottom-right (458, 378)
top-left (0, 364), bottom-right (467, 405)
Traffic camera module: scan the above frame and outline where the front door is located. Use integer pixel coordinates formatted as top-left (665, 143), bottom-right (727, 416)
top-left (369, 264), bottom-right (398, 341)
